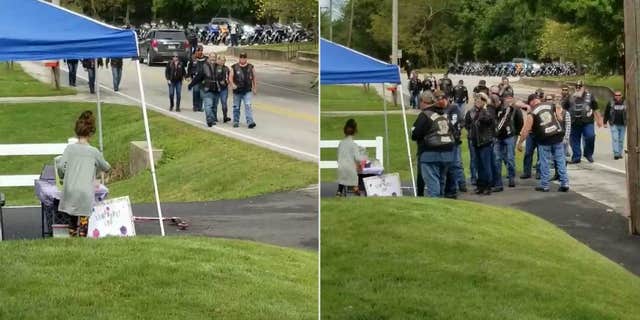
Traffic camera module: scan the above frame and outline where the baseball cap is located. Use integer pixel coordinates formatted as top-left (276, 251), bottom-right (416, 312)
top-left (433, 90), bottom-right (446, 99)
top-left (239, 52), bottom-right (248, 58)
top-left (479, 80), bottom-right (486, 86)
top-left (576, 80), bottom-right (584, 88)
top-left (503, 91), bottom-right (514, 98)
top-left (420, 91), bottom-right (436, 105)
top-left (475, 92), bottom-right (489, 102)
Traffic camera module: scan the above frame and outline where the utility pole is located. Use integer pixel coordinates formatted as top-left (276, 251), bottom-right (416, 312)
top-left (623, 0), bottom-right (640, 235)
top-left (348, 0), bottom-right (355, 47)
top-left (391, 0), bottom-right (398, 65)
top-left (329, 0), bottom-right (333, 41)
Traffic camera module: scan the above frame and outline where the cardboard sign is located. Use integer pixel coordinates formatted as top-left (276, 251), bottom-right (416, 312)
top-left (363, 173), bottom-right (402, 197)
top-left (88, 196), bottom-right (136, 238)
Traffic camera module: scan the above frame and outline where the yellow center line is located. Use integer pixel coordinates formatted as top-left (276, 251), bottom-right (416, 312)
top-left (252, 102), bottom-right (318, 123)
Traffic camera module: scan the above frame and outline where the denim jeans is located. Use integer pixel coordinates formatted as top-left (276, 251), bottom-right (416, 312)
top-left (214, 88), bottom-right (229, 119)
top-left (192, 83), bottom-right (202, 111)
top-left (168, 81), bottom-right (182, 109)
top-left (451, 144), bottom-right (466, 188)
top-left (233, 91), bottom-right (255, 125)
top-left (523, 135), bottom-right (538, 176)
top-left (201, 89), bottom-right (215, 125)
top-left (111, 67), bottom-right (122, 91)
top-left (610, 125), bottom-right (626, 157)
top-left (410, 92), bottom-right (419, 108)
top-left (67, 61), bottom-right (78, 86)
top-left (416, 160), bottom-right (425, 197)
top-left (87, 68), bottom-right (95, 93)
top-left (454, 102), bottom-right (465, 115)
top-left (538, 143), bottom-right (569, 189)
top-left (421, 161), bottom-right (451, 197)
top-left (493, 136), bottom-right (516, 187)
top-left (570, 122), bottom-right (596, 161)
top-left (467, 138), bottom-right (477, 184)
top-left (473, 143), bottom-right (494, 189)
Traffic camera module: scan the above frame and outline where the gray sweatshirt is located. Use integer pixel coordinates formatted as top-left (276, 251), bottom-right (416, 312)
top-left (56, 143), bottom-right (110, 216)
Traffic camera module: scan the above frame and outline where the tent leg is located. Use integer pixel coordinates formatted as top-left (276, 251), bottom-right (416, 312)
top-left (398, 84), bottom-right (417, 196)
top-left (382, 83), bottom-right (390, 169)
top-left (95, 59), bottom-right (103, 153)
top-left (134, 60), bottom-right (166, 236)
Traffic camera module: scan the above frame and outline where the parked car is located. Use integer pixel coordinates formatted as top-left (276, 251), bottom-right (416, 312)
top-left (138, 29), bottom-right (190, 65)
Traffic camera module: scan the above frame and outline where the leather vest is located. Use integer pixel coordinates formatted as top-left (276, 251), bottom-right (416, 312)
top-left (569, 92), bottom-right (594, 124)
top-left (424, 110), bottom-right (455, 149)
top-left (532, 104), bottom-right (564, 139)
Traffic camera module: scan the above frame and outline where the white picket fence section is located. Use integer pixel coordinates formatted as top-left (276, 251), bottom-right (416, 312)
top-left (320, 136), bottom-right (383, 169)
top-left (0, 139), bottom-right (75, 187)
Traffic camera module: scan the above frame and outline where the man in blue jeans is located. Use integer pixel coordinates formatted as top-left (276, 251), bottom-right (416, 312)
top-left (188, 53), bottom-right (218, 126)
top-left (65, 59), bottom-right (78, 87)
top-left (464, 105), bottom-right (478, 185)
top-left (518, 95), bottom-right (569, 192)
top-left (603, 91), bottom-right (626, 160)
top-left (445, 93), bottom-right (466, 195)
top-left (411, 90), bottom-right (455, 198)
top-left (492, 92), bottom-right (523, 190)
top-left (563, 81), bottom-right (603, 163)
top-left (106, 58), bottom-right (123, 91)
top-left (164, 55), bottom-right (186, 112)
top-left (229, 52), bottom-right (257, 129)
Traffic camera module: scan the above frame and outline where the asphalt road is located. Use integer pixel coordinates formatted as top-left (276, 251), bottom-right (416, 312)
top-left (60, 47), bottom-right (318, 162)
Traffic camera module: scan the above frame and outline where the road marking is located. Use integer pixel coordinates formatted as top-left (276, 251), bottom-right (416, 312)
top-left (253, 102), bottom-right (317, 123)
top-left (593, 162), bottom-right (626, 174)
top-left (259, 81), bottom-right (318, 97)
top-left (66, 69), bottom-right (319, 161)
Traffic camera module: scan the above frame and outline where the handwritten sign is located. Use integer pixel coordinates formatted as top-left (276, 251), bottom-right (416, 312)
top-left (88, 196), bottom-right (136, 238)
top-left (363, 173), bottom-right (402, 197)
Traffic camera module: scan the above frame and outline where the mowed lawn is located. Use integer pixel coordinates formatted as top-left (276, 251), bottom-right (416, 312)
top-left (0, 62), bottom-right (75, 97)
top-left (321, 198), bottom-right (640, 319)
top-left (0, 102), bottom-right (316, 205)
top-left (0, 236), bottom-right (317, 319)
top-left (321, 85), bottom-right (389, 112)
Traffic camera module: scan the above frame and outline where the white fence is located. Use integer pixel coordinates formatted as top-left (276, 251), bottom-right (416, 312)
top-left (0, 139), bottom-right (75, 187)
top-left (320, 136), bottom-right (383, 169)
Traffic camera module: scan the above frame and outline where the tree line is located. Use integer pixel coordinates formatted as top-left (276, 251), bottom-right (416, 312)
top-left (322, 0), bottom-right (623, 75)
top-left (60, 0), bottom-right (317, 31)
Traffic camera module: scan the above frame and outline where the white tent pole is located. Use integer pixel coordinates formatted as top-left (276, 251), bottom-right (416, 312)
top-left (398, 83), bottom-right (417, 196)
top-left (381, 83), bottom-right (390, 168)
top-left (134, 60), bottom-right (165, 236)
top-left (95, 59), bottom-right (103, 153)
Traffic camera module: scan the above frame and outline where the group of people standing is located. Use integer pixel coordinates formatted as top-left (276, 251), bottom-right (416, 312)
top-left (412, 75), bottom-right (627, 198)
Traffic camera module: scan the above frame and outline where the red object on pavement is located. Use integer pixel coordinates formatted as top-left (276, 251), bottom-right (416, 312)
top-left (387, 86), bottom-right (397, 92)
top-left (44, 61), bottom-right (59, 67)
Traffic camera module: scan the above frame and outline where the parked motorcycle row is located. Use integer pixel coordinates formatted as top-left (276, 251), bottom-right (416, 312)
top-left (133, 20), bottom-right (313, 46)
top-left (447, 62), bottom-right (586, 77)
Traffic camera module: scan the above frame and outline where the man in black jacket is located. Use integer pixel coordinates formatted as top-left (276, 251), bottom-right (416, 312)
top-left (187, 45), bottom-right (207, 112)
top-left (492, 91), bottom-right (523, 190)
top-left (65, 59), bottom-right (78, 87)
top-left (451, 80), bottom-right (469, 114)
top-left (409, 71), bottom-right (421, 109)
top-left (411, 90), bottom-right (456, 198)
top-left (165, 54), bottom-right (186, 112)
top-left (445, 92), bottom-right (467, 195)
top-left (438, 73), bottom-right (454, 98)
top-left (468, 92), bottom-right (496, 195)
top-left (473, 80), bottom-right (490, 96)
top-left (603, 91), bottom-right (626, 159)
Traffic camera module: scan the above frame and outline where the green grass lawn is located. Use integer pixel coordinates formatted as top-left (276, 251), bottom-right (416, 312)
top-left (0, 102), bottom-right (316, 205)
top-left (0, 62), bottom-right (75, 97)
top-left (321, 114), bottom-right (525, 183)
top-left (539, 75), bottom-right (623, 92)
top-left (321, 198), bottom-right (640, 319)
top-left (321, 85), bottom-right (387, 112)
top-left (0, 236), bottom-right (317, 319)
top-left (248, 42), bottom-right (318, 53)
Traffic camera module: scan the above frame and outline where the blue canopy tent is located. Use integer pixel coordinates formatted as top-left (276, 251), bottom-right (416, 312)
top-left (320, 38), bottom-right (416, 196)
top-left (0, 0), bottom-right (166, 235)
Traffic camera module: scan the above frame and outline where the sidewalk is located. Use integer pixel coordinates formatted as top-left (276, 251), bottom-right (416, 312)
top-left (2, 187), bottom-right (318, 250)
top-left (320, 179), bottom-right (640, 276)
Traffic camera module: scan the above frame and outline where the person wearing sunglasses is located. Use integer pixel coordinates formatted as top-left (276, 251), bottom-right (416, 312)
top-left (603, 91), bottom-right (627, 160)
